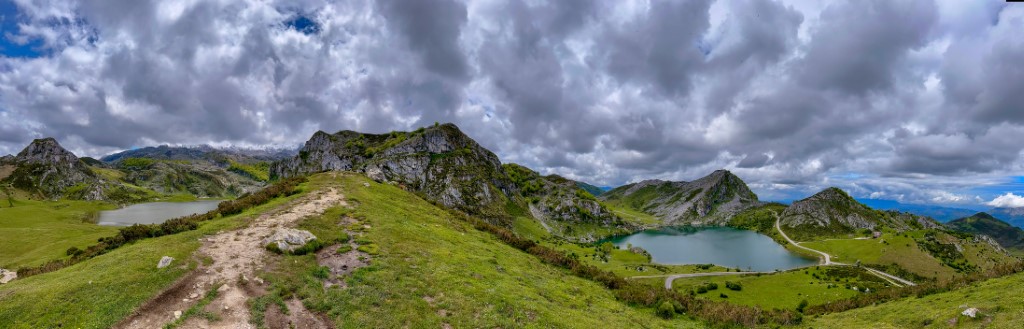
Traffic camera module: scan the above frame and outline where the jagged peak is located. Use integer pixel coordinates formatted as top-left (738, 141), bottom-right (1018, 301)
top-left (16, 137), bottom-right (80, 164)
top-left (805, 187), bottom-right (854, 201)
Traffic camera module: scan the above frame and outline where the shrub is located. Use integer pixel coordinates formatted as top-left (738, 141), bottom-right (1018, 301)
top-left (725, 281), bottom-right (742, 291)
top-left (797, 299), bottom-right (809, 313)
top-left (656, 301), bottom-right (675, 319)
top-left (311, 266), bottom-right (330, 279)
top-left (719, 293), bottom-right (728, 298)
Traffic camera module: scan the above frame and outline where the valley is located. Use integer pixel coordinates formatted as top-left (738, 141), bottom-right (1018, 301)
top-left (1, 123), bottom-right (1022, 328)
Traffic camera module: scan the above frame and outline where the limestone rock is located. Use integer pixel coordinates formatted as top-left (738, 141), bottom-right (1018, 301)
top-left (269, 123), bottom-right (517, 216)
top-left (0, 269), bottom-right (17, 284)
top-left (962, 307), bottom-right (979, 318)
top-left (262, 228), bottom-right (317, 252)
top-left (157, 256), bottom-right (174, 268)
top-left (599, 170), bottom-right (759, 225)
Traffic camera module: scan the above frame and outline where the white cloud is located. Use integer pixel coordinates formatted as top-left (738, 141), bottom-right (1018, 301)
top-left (987, 193), bottom-right (1024, 208)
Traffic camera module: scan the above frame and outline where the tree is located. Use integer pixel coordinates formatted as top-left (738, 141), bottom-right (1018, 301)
top-left (1, 184), bottom-right (12, 207)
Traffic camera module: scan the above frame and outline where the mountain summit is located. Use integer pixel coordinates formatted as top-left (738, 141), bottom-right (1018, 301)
top-left (271, 123), bottom-right (517, 217)
top-left (1, 138), bottom-right (103, 199)
top-left (947, 212), bottom-right (1024, 251)
top-left (599, 169), bottom-right (758, 225)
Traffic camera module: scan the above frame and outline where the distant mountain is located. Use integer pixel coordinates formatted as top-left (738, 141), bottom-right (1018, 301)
top-left (780, 187), bottom-right (942, 240)
top-left (599, 170), bottom-right (759, 225)
top-left (101, 145), bottom-right (294, 164)
top-left (857, 199), bottom-right (979, 222)
top-left (271, 123), bottom-right (517, 218)
top-left (0, 138), bottom-right (105, 200)
top-left (989, 207), bottom-right (1024, 229)
top-left (575, 181), bottom-right (606, 197)
top-left (947, 212), bottom-right (1024, 251)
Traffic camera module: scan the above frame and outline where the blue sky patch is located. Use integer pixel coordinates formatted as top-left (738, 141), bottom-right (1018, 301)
top-left (285, 15), bottom-right (320, 35)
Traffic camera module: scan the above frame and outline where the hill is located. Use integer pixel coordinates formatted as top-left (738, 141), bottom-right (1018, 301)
top-left (271, 123), bottom-right (518, 218)
top-left (576, 181), bottom-right (606, 196)
top-left (503, 163), bottom-right (635, 241)
top-left (780, 187), bottom-right (942, 240)
top-left (1, 138), bottom-right (106, 200)
top-left (947, 212), bottom-right (1024, 251)
top-left (0, 173), bottom-right (688, 328)
top-left (599, 170), bottom-right (759, 225)
top-left (989, 207), bottom-right (1024, 228)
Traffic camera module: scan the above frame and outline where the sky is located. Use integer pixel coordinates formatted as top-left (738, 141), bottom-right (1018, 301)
top-left (0, 0), bottom-right (1022, 207)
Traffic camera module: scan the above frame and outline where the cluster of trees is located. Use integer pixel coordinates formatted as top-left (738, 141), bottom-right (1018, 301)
top-left (17, 177), bottom-right (307, 277)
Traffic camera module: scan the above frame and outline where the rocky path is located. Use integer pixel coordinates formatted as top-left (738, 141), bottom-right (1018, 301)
top-left (115, 189), bottom-right (345, 329)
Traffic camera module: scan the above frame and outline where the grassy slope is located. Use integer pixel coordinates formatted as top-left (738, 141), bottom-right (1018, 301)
top-left (670, 267), bottom-right (890, 311)
top-left (0, 187), bottom-right (306, 328)
top-left (0, 199), bottom-right (118, 268)
top-left (264, 173), bottom-right (692, 328)
top-left (805, 271), bottom-right (1024, 328)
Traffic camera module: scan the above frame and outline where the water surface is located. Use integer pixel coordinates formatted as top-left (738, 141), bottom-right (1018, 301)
top-left (98, 200), bottom-right (221, 226)
top-left (604, 227), bottom-right (816, 272)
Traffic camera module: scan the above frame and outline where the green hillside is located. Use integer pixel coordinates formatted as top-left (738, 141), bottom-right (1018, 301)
top-left (947, 212), bottom-right (1024, 252)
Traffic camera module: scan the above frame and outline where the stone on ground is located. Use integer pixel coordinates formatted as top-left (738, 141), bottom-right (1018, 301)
top-left (0, 269), bottom-right (17, 284)
top-left (262, 228), bottom-right (317, 252)
top-left (157, 256), bottom-right (174, 269)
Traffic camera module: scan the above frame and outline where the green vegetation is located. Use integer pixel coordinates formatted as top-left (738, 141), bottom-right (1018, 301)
top-left (119, 157), bottom-right (156, 169)
top-left (227, 160), bottom-right (271, 182)
top-left (251, 173), bottom-right (687, 328)
top-left (947, 212), bottom-right (1024, 251)
top-left (670, 266), bottom-right (886, 310)
top-left (0, 199), bottom-right (118, 268)
top-left (806, 264), bottom-right (1024, 328)
top-left (0, 176), bottom-right (309, 328)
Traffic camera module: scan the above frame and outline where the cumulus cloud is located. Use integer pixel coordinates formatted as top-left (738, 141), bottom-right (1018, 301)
top-left (988, 193), bottom-right (1024, 208)
top-left (0, 0), bottom-right (1021, 205)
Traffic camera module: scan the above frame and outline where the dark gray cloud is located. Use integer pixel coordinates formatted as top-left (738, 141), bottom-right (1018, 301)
top-left (0, 0), bottom-right (1022, 205)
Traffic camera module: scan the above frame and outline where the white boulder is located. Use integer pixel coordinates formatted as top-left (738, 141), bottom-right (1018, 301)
top-left (157, 256), bottom-right (174, 269)
top-left (0, 269), bottom-right (17, 284)
top-left (262, 228), bottom-right (317, 252)
top-left (962, 307), bottom-right (979, 318)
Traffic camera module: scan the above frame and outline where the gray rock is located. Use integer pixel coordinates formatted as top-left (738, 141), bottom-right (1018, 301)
top-left (962, 307), bottom-right (979, 318)
top-left (157, 256), bottom-right (174, 268)
top-left (599, 170), bottom-right (759, 225)
top-left (0, 268), bottom-right (17, 284)
top-left (262, 228), bottom-right (317, 252)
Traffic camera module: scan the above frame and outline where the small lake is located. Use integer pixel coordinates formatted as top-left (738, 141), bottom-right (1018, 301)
top-left (604, 227), bottom-right (816, 272)
top-left (97, 200), bottom-right (222, 226)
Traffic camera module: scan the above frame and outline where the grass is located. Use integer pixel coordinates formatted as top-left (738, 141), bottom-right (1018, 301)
top-left (0, 182), bottom-right (309, 328)
top-left (0, 199), bottom-right (119, 268)
top-left (805, 270), bottom-right (1024, 328)
top-left (670, 266), bottom-right (889, 310)
top-left (541, 240), bottom-right (735, 277)
top-left (253, 173), bottom-right (693, 328)
top-left (804, 231), bottom-right (951, 279)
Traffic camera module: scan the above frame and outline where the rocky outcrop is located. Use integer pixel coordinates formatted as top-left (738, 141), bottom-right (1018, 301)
top-left (157, 256), bottom-right (174, 269)
top-left (262, 228), bottom-right (317, 252)
top-left (2, 138), bottom-right (105, 200)
top-left (779, 187), bottom-right (946, 239)
top-left (505, 163), bottom-right (622, 229)
top-left (0, 268), bottom-right (16, 283)
top-left (119, 160), bottom-right (263, 197)
top-left (271, 123), bottom-right (517, 216)
top-left (781, 188), bottom-right (880, 231)
top-left (599, 170), bottom-right (758, 225)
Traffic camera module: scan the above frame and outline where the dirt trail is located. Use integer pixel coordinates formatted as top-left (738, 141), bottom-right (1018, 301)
top-left (115, 188), bottom-right (345, 329)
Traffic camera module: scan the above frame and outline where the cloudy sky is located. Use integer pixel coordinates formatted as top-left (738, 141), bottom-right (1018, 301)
top-left (0, 0), bottom-right (1022, 207)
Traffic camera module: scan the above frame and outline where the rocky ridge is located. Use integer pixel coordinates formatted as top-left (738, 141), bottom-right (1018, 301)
top-left (599, 170), bottom-right (759, 225)
top-left (947, 212), bottom-right (1024, 251)
top-left (780, 187), bottom-right (946, 239)
top-left (0, 138), bottom-right (105, 200)
top-left (271, 123), bottom-right (517, 217)
top-left (504, 163), bottom-right (625, 239)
